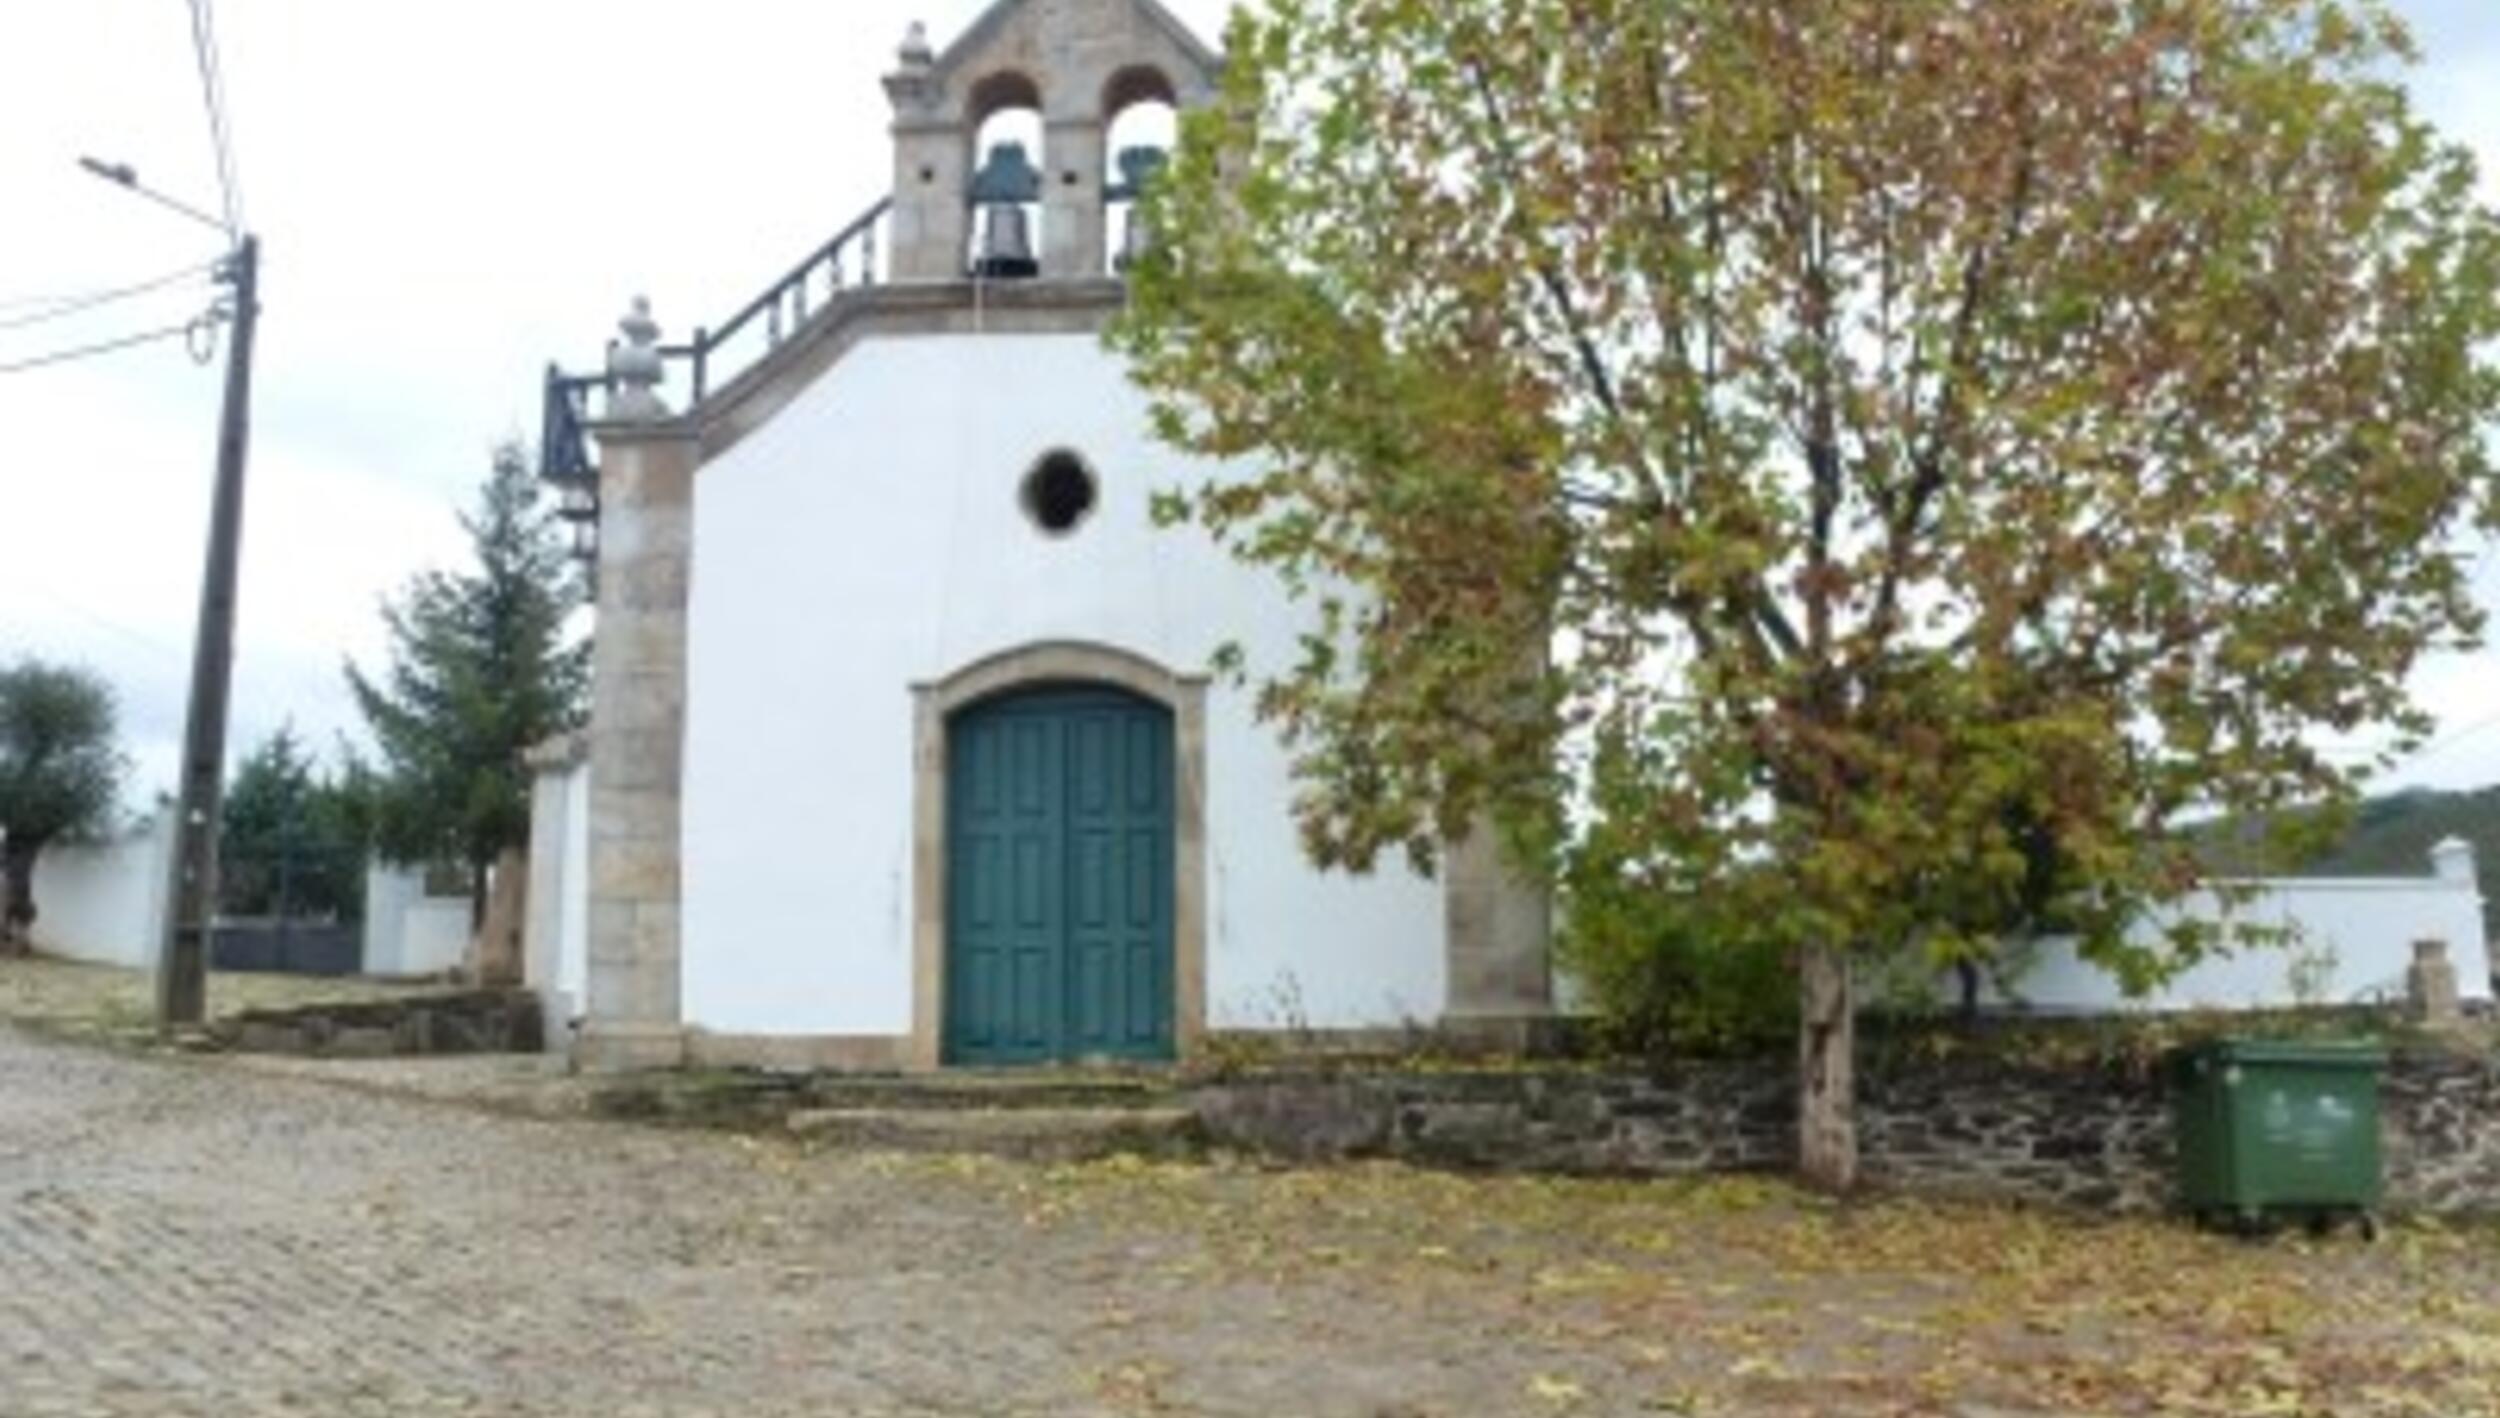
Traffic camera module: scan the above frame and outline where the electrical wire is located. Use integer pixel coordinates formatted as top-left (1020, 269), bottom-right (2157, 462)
top-left (0, 262), bottom-right (219, 332)
top-left (0, 572), bottom-right (190, 666)
top-left (186, 0), bottom-right (244, 236)
top-left (0, 318), bottom-right (212, 376)
top-left (2395, 704), bottom-right (2500, 773)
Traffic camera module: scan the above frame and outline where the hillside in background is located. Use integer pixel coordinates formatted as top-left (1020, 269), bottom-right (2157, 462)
top-left (2206, 785), bottom-right (2500, 941)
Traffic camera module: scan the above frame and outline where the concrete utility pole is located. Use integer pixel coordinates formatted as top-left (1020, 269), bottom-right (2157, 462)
top-left (155, 233), bottom-right (260, 1027)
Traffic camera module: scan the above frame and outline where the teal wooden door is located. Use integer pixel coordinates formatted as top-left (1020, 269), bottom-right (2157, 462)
top-left (945, 686), bottom-right (1175, 1064)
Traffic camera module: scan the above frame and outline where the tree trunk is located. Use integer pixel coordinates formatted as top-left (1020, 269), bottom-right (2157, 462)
top-left (2, 839), bottom-right (43, 957)
top-left (470, 846), bottom-right (528, 988)
top-left (1797, 941), bottom-right (1858, 1192)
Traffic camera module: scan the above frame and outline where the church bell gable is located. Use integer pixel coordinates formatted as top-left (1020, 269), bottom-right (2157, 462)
top-left (884, 0), bottom-right (1221, 282)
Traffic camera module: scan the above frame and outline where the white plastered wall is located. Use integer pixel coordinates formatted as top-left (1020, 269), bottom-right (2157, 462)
top-left (23, 811), bottom-right (175, 969)
top-left (522, 754), bottom-right (593, 1045)
top-left (681, 334), bottom-right (1447, 1038)
top-left (1980, 841), bottom-right (2492, 1011)
top-left (361, 865), bottom-right (472, 978)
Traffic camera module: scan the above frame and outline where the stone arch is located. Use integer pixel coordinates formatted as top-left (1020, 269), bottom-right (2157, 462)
top-left (1100, 62), bottom-right (1177, 119)
top-left (1099, 64), bottom-right (1179, 272)
top-left (965, 68), bottom-right (1044, 126)
top-left (909, 641), bottom-right (1209, 1068)
top-left (964, 70), bottom-right (1049, 279)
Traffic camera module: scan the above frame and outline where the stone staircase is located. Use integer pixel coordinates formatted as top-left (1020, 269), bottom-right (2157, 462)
top-left (587, 1068), bottom-right (1202, 1162)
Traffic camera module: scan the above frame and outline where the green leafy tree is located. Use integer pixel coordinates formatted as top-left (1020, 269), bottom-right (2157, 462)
top-left (1114, 0), bottom-right (2500, 1188)
top-left (0, 660), bottom-right (124, 953)
top-left (349, 443), bottom-right (590, 925)
top-left (219, 725), bottom-right (366, 921)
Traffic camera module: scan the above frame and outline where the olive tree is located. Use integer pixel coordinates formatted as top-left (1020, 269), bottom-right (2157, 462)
top-left (0, 660), bottom-right (124, 953)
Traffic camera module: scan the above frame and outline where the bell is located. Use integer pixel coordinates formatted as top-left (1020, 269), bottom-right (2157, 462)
top-left (974, 202), bottom-right (1038, 279)
top-left (1111, 145), bottom-right (1168, 199)
top-left (1115, 206), bottom-right (1151, 273)
top-left (1108, 145), bottom-right (1168, 274)
top-left (968, 141), bottom-right (1043, 203)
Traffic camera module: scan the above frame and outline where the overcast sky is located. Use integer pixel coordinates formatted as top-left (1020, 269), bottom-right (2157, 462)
top-left (0, 0), bottom-right (2494, 815)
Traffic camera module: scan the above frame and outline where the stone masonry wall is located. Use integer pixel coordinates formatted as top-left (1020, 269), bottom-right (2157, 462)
top-left (1195, 1047), bottom-right (2500, 1216)
top-left (209, 990), bottom-right (544, 1059)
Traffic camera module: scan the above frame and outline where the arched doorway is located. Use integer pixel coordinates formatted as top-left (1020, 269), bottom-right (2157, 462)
top-left (943, 683), bottom-right (1176, 1064)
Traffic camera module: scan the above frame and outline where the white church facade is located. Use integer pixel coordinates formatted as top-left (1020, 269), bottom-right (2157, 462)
top-left (531, 0), bottom-right (1555, 1071)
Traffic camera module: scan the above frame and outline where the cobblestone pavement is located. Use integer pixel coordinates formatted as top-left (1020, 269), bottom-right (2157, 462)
top-left (0, 1026), bottom-right (1681, 1418)
top-left (6, 1026), bottom-right (2498, 1417)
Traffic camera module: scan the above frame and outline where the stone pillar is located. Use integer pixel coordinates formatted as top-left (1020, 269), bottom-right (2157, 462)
top-left (1041, 117), bottom-right (1107, 278)
top-left (575, 300), bottom-right (696, 1071)
top-left (2408, 939), bottom-right (2463, 1030)
top-left (886, 24), bottom-right (970, 283)
top-left (1443, 823), bottom-right (1554, 1048)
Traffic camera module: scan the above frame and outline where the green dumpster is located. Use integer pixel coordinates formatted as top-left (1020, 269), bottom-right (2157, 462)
top-left (2170, 1038), bottom-right (2385, 1237)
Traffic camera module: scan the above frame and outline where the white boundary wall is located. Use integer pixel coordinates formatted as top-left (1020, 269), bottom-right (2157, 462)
top-left (523, 748), bottom-right (591, 1044)
top-left (22, 811), bottom-right (176, 969)
top-left (359, 866), bottom-right (471, 978)
top-left (20, 817), bottom-right (483, 981)
top-left (1989, 839), bottom-right (2491, 1012)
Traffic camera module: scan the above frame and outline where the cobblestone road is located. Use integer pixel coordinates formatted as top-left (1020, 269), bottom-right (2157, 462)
top-left (0, 1027), bottom-right (1682, 1418)
top-left (8, 1026), bottom-right (2497, 1418)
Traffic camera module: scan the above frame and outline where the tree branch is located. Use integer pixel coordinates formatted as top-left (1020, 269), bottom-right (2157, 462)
top-left (1462, 56), bottom-right (1803, 667)
top-left (1864, 76), bottom-right (2040, 665)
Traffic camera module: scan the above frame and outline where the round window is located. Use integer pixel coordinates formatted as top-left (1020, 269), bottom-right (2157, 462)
top-left (1020, 450), bottom-right (1098, 535)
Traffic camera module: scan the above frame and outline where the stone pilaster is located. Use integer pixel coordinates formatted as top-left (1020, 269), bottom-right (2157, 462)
top-left (1443, 823), bottom-right (1555, 1048)
top-left (1041, 117), bottom-right (1107, 278)
top-left (890, 123), bottom-right (971, 282)
top-left (887, 23), bottom-right (970, 283)
top-left (575, 300), bottom-right (696, 1071)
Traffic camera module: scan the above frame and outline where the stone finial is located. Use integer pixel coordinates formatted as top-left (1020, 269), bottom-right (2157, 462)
top-left (885, 20), bottom-right (938, 110)
top-left (897, 20), bottom-right (933, 69)
top-left (606, 296), bottom-right (667, 421)
top-left (2430, 836), bottom-right (2477, 887)
top-left (2408, 938), bottom-right (2463, 1029)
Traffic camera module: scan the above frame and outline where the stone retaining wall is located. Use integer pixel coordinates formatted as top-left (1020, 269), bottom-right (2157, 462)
top-left (210, 990), bottom-right (544, 1059)
top-left (1195, 1047), bottom-right (2500, 1215)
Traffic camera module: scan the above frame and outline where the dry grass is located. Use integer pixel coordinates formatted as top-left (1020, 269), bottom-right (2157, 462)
top-left (0, 951), bottom-right (433, 1042)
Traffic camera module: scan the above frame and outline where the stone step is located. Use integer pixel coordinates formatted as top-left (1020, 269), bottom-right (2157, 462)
top-left (585, 1068), bottom-right (1190, 1130)
top-left (784, 1104), bottom-right (1202, 1162)
top-left (794, 1073), bottom-right (1184, 1113)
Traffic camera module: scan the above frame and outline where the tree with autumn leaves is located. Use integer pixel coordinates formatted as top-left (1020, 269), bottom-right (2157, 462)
top-left (1114, 0), bottom-right (2500, 1188)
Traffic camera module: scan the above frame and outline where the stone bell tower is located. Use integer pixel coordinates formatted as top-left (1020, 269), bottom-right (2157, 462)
top-left (882, 0), bottom-right (1221, 283)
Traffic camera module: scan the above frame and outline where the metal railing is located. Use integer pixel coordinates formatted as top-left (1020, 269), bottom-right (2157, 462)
top-left (538, 194), bottom-right (893, 488)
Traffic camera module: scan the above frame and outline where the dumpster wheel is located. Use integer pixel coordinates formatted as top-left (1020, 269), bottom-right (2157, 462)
top-left (2300, 1209), bottom-right (2381, 1243)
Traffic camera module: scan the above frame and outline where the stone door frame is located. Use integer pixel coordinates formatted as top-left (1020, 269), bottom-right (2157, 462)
top-left (910, 641), bottom-right (1208, 1069)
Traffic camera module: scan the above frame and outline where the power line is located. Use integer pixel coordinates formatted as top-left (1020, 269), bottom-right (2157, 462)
top-left (0, 572), bottom-right (190, 666)
top-left (0, 318), bottom-right (213, 376)
top-left (2396, 702), bottom-right (2500, 772)
top-left (185, 0), bottom-right (243, 236)
top-left (0, 262), bottom-right (219, 332)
